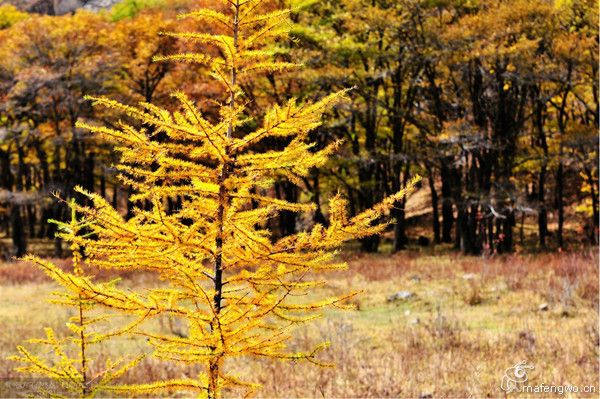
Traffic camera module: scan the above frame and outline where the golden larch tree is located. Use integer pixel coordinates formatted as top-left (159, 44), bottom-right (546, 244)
top-left (15, 0), bottom-right (417, 397)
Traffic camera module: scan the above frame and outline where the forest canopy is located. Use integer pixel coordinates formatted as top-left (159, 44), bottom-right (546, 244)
top-left (0, 0), bottom-right (598, 259)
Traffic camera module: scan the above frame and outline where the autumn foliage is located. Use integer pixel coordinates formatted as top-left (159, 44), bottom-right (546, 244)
top-left (9, 1), bottom-right (416, 397)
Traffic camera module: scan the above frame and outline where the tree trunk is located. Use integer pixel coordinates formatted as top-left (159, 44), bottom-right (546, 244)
top-left (392, 163), bottom-right (410, 252)
top-left (276, 180), bottom-right (297, 237)
top-left (538, 165), bottom-right (548, 248)
top-left (556, 159), bottom-right (564, 249)
top-left (533, 86), bottom-right (549, 248)
top-left (83, 152), bottom-right (95, 193)
top-left (126, 185), bottom-right (135, 220)
top-left (441, 163), bottom-right (454, 243)
top-left (585, 168), bottom-right (598, 244)
top-left (34, 142), bottom-right (50, 188)
top-left (426, 164), bottom-right (440, 244)
top-left (26, 205), bottom-right (36, 238)
top-left (10, 205), bottom-right (27, 258)
top-left (112, 184), bottom-right (118, 209)
top-left (311, 172), bottom-right (327, 226)
top-left (208, 5), bottom-right (240, 396)
top-left (100, 172), bottom-right (106, 200)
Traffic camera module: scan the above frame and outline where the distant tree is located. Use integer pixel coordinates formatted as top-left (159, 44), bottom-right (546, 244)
top-left (289, 0), bottom-right (425, 252)
top-left (0, 11), bottom-right (116, 256)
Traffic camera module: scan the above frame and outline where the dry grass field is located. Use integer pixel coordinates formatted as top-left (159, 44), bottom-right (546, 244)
top-left (0, 249), bottom-right (598, 398)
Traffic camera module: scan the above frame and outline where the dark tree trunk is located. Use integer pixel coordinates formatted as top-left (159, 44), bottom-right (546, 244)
top-left (53, 142), bottom-right (62, 183)
top-left (38, 206), bottom-right (51, 238)
top-left (26, 205), bottom-right (36, 238)
top-left (556, 159), bottom-right (564, 249)
top-left (34, 142), bottom-right (50, 188)
top-left (538, 166), bottom-right (548, 248)
top-left (52, 201), bottom-right (65, 258)
top-left (591, 184), bottom-right (599, 245)
top-left (500, 209), bottom-right (515, 253)
top-left (355, 100), bottom-right (383, 253)
top-left (533, 86), bottom-right (549, 248)
top-left (427, 165), bottom-right (441, 244)
top-left (311, 172), bottom-right (327, 226)
top-left (12, 143), bottom-right (28, 255)
top-left (276, 180), bottom-right (298, 237)
top-left (456, 205), bottom-right (467, 252)
top-left (392, 161), bottom-right (410, 252)
top-left (126, 185), bottom-right (135, 220)
top-left (361, 235), bottom-right (381, 253)
top-left (54, 236), bottom-right (64, 258)
top-left (0, 149), bottom-right (14, 239)
top-left (584, 168), bottom-right (598, 244)
top-left (167, 196), bottom-right (175, 215)
top-left (112, 184), bottom-right (118, 209)
top-left (83, 152), bottom-right (95, 193)
top-left (441, 163), bottom-right (454, 243)
top-left (0, 150), bottom-right (13, 189)
top-left (553, 64), bottom-right (571, 250)
top-left (392, 206), bottom-right (406, 252)
top-left (10, 205), bottom-right (27, 258)
top-left (100, 172), bottom-right (106, 199)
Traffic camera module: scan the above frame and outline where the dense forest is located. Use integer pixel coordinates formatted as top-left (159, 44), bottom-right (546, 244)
top-left (0, 0), bottom-right (598, 259)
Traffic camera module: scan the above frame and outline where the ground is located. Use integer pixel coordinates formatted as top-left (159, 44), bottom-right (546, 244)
top-left (0, 248), bottom-right (598, 398)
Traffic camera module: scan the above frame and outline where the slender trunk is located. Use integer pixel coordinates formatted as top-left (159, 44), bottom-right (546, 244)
top-left (276, 181), bottom-right (297, 237)
top-left (585, 168), bottom-right (598, 244)
top-left (426, 165), bottom-right (440, 244)
top-left (26, 205), bottom-right (36, 238)
top-left (209, 4), bottom-right (239, 397)
top-left (10, 205), bottom-right (26, 257)
top-left (126, 185), bottom-right (134, 220)
top-left (556, 157), bottom-right (564, 249)
top-left (167, 197), bottom-right (175, 215)
top-left (35, 142), bottom-right (50, 188)
top-left (538, 165), bottom-right (548, 248)
top-left (83, 152), bottom-right (94, 193)
top-left (456, 205), bottom-right (466, 252)
top-left (533, 88), bottom-right (549, 249)
top-left (78, 297), bottom-right (89, 396)
top-left (453, 172), bottom-right (463, 250)
top-left (520, 211), bottom-right (525, 246)
top-left (0, 149), bottom-right (13, 189)
top-left (392, 161), bottom-right (410, 252)
top-left (441, 163), bottom-right (453, 243)
top-left (359, 79), bottom-right (382, 253)
top-left (12, 143), bottom-right (28, 256)
top-left (17, 143), bottom-right (27, 193)
top-left (53, 202), bottom-right (64, 257)
top-left (554, 64), bottom-right (571, 250)
top-left (112, 184), bottom-right (118, 209)
top-left (591, 183), bottom-right (599, 245)
top-left (100, 172), bottom-right (106, 200)
top-left (311, 172), bottom-right (327, 226)
top-left (54, 236), bottom-right (63, 258)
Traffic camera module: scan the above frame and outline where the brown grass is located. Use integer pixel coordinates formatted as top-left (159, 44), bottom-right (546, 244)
top-left (0, 258), bottom-right (150, 285)
top-left (0, 249), bottom-right (598, 398)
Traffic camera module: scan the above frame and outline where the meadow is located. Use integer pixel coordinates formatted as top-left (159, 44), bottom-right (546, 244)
top-left (1, 248), bottom-right (597, 398)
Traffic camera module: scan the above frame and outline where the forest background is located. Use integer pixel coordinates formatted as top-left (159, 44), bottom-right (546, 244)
top-left (0, 0), bottom-right (597, 257)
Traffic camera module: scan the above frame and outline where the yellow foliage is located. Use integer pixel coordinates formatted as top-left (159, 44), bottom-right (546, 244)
top-left (9, 203), bottom-right (144, 397)
top-left (15, 1), bottom-right (417, 397)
